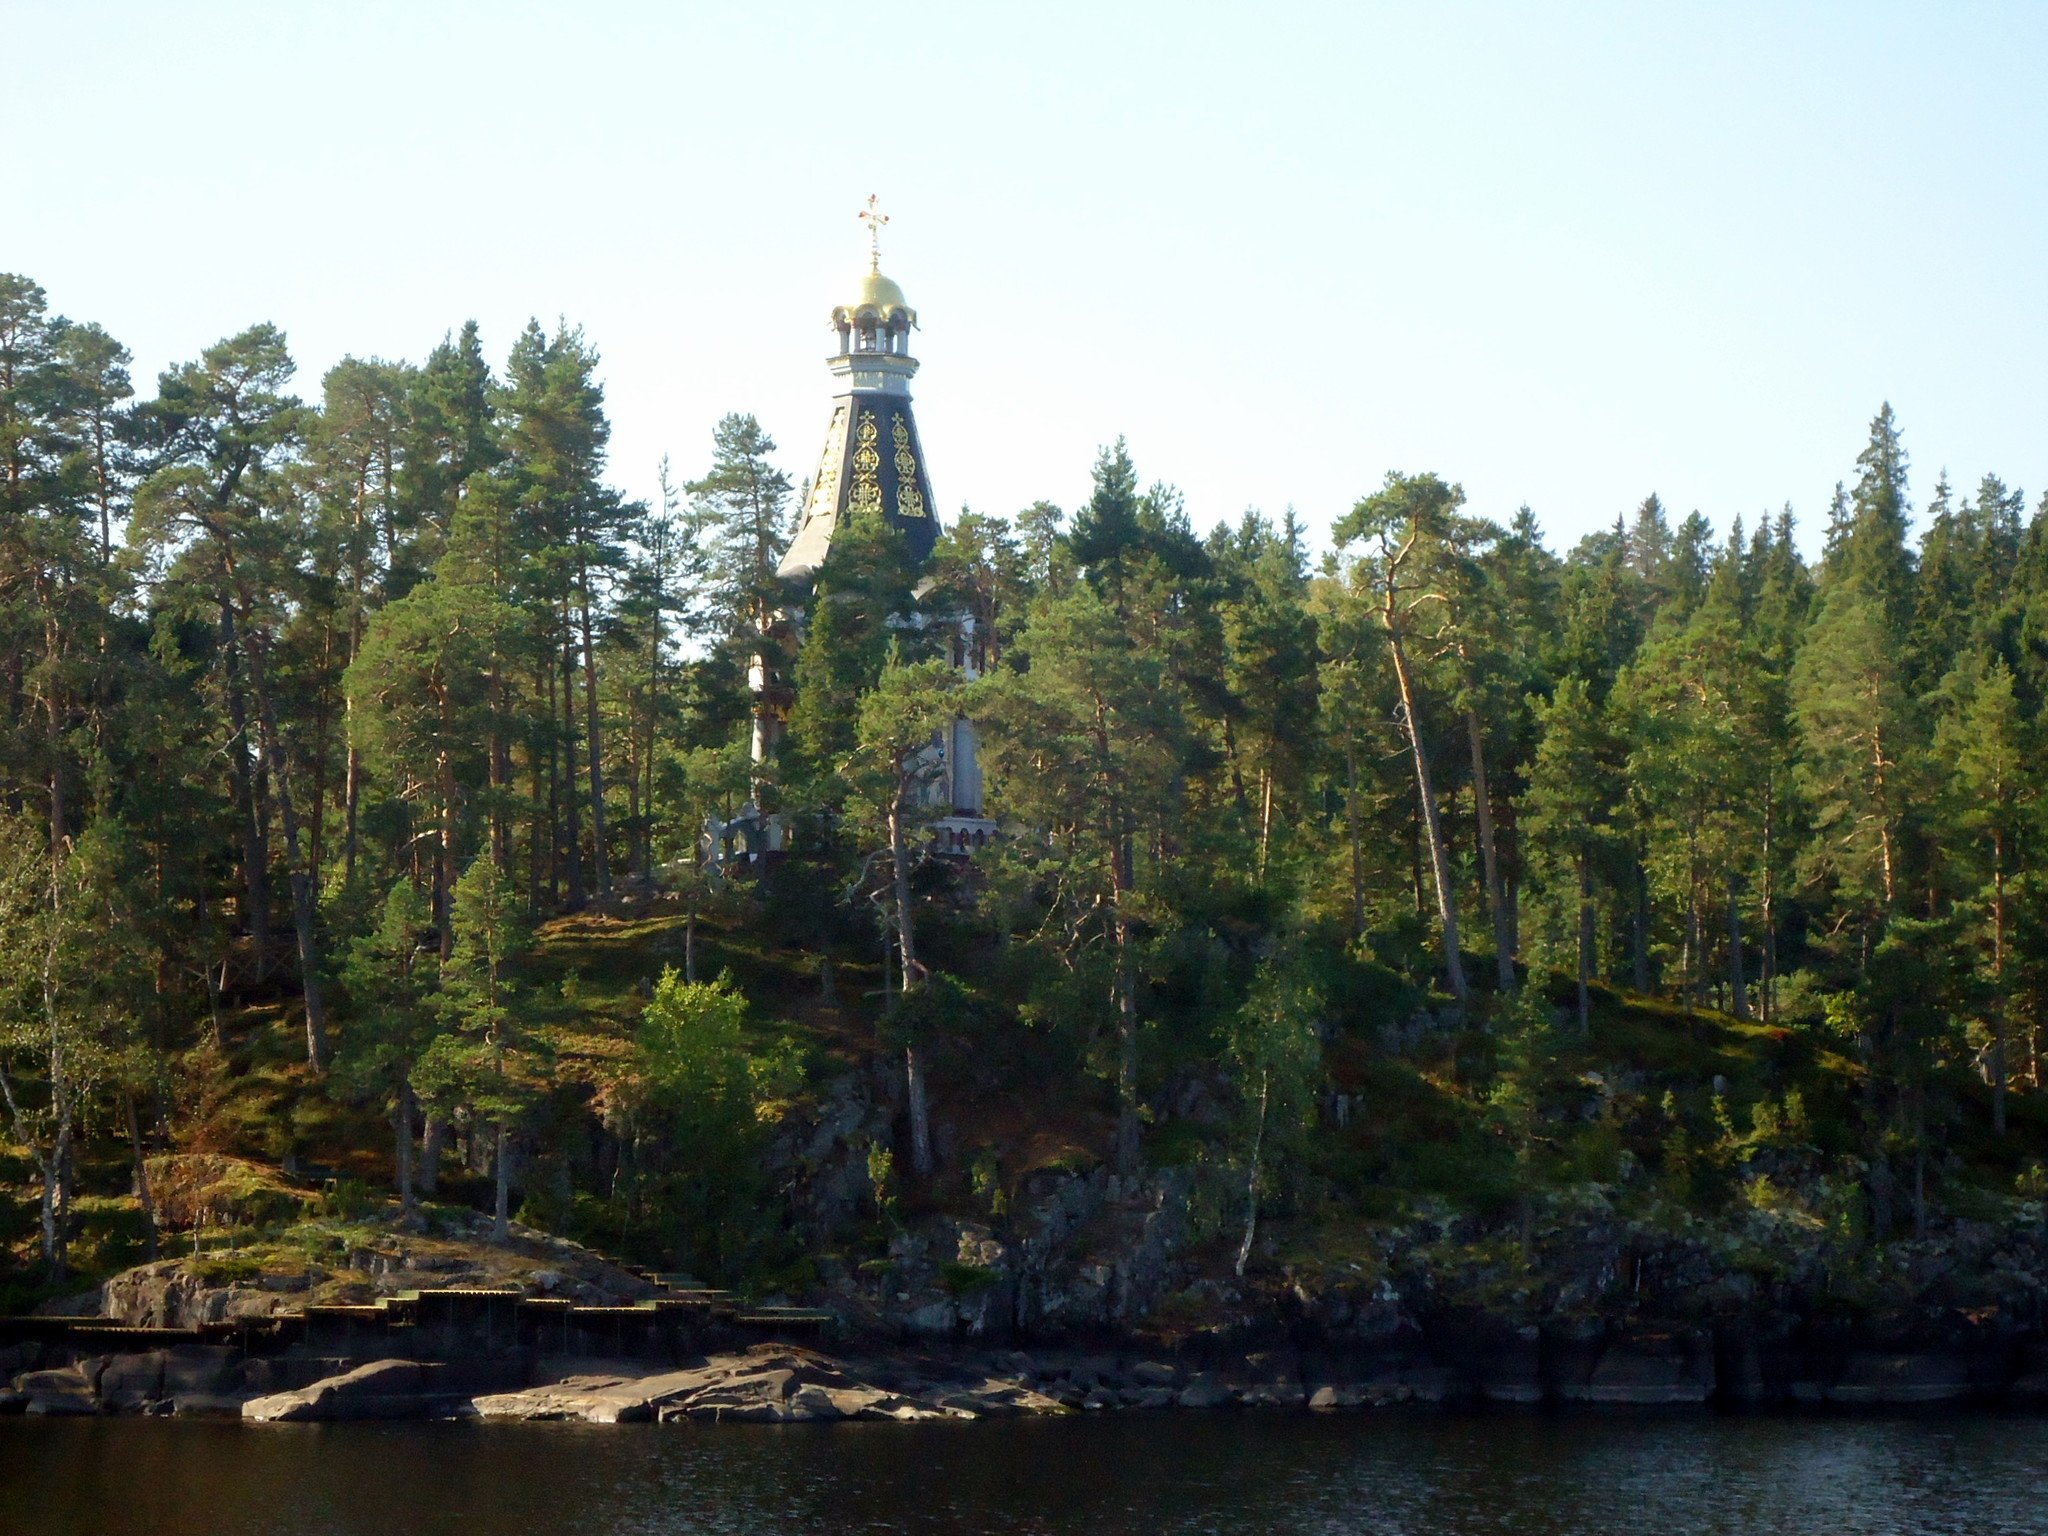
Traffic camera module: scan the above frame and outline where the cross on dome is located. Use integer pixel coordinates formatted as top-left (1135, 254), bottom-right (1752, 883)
top-left (859, 194), bottom-right (889, 270)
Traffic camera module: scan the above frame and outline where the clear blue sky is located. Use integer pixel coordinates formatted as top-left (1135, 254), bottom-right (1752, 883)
top-left (11, 1), bottom-right (2045, 556)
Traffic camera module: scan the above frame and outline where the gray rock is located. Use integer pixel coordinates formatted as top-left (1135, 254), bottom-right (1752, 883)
top-left (243, 1359), bottom-right (457, 1422)
top-left (1561, 1335), bottom-right (1714, 1406)
top-left (94, 1351), bottom-right (166, 1410)
top-left (1176, 1374), bottom-right (1232, 1409)
top-left (158, 1347), bottom-right (237, 1397)
top-left (25, 1393), bottom-right (98, 1416)
top-left (19, 1366), bottom-right (99, 1415)
top-left (1237, 1382), bottom-right (1306, 1409)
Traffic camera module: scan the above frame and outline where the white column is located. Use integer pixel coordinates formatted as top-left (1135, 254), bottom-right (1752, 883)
top-left (952, 717), bottom-right (983, 816)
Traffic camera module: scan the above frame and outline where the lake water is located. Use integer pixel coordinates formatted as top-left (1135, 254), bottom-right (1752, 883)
top-left (3, 1410), bottom-right (2043, 1535)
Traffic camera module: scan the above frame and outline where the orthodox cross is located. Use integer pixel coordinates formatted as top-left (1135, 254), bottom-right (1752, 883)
top-left (859, 193), bottom-right (889, 268)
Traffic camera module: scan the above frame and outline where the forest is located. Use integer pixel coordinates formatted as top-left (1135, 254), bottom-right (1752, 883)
top-left (4, 269), bottom-right (2048, 1314)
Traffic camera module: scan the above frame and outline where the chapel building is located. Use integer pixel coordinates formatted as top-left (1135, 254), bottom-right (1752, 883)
top-left (712, 201), bottom-right (995, 866)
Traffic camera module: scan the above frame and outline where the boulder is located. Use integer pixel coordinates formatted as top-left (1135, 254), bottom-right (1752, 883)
top-left (93, 1351), bottom-right (167, 1412)
top-left (18, 1366), bottom-right (97, 1415)
top-left (1236, 1382), bottom-right (1306, 1409)
top-left (242, 1359), bottom-right (460, 1422)
top-left (1561, 1334), bottom-right (1714, 1406)
top-left (1176, 1374), bottom-right (1232, 1409)
top-left (25, 1393), bottom-right (98, 1417)
top-left (162, 1347), bottom-right (240, 1398)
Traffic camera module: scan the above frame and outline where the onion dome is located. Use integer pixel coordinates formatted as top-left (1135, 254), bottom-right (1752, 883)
top-left (834, 266), bottom-right (916, 329)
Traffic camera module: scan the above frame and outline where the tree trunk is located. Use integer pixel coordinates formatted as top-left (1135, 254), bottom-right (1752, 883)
top-left (1911, 1090), bottom-right (1927, 1240)
top-left (1345, 745), bottom-right (1365, 941)
top-left (528, 661), bottom-right (547, 918)
top-left (1576, 851), bottom-right (1594, 1032)
top-left (577, 575), bottom-right (611, 898)
top-left (1868, 1143), bottom-right (1892, 1242)
top-left (240, 619), bottom-right (330, 1070)
top-left (1632, 862), bottom-right (1651, 993)
top-left (40, 920), bottom-right (73, 1282)
top-left (0, 1056), bottom-right (65, 1282)
top-left (1465, 708), bottom-right (1514, 992)
top-left (559, 629), bottom-right (583, 908)
top-left (1386, 632), bottom-right (1468, 1008)
top-left (1871, 720), bottom-right (1896, 910)
top-left (204, 951), bottom-right (228, 1051)
top-left (43, 604), bottom-right (64, 874)
top-left (1760, 784), bottom-right (1777, 1026)
top-left (125, 1093), bottom-right (159, 1261)
top-left (219, 605), bottom-right (269, 964)
top-left (419, 1116), bottom-right (445, 1196)
top-left (1727, 886), bottom-right (1749, 1021)
top-left (904, 1043), bottom-right (934, 1182)
top-left (489, 661), bottom-right (509, 876)
top-left (1234, 1068), bottom-right (1269, 1278)
top-left (307, 628), bottom-right (332, 885)
top-left (436, 675), bottom-right (456, 960)
top-left (1257, 768), bottom-right (1275, 879)
top-left (342, 741), bottom-right (362, 888)
top-left (395, 1081), bottom-right (416, 1215)
top-left (1992, 845), bottom-right (2007, 1138)
top-left (685, 905), bottom-right (698, 984)
top-left (889, 788), bottom-right (933, 1178)
top-left (1114, 903), bottom-right (1139, 1174)
top-left (492, 1122), bottom-right (511, 1243)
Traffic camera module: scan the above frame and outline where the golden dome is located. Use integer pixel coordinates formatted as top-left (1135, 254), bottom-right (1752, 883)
top-left (836, 266), bottom-right (915, 324)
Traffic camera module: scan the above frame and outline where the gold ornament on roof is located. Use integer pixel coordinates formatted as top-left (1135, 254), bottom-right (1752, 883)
top-left (849, 411), bottom-right (883, 518)
top-left (892, 416), bottom-right (927, 518)
top-left (804, 404), bottom-right (848, 527)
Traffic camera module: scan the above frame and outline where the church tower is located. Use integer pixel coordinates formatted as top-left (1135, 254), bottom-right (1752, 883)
top-left (777, 196), bottom-right (940, 582)
top-left (727, 198), bottom-right (991, 864)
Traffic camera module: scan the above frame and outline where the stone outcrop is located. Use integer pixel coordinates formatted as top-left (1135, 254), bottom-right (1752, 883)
top-left (474, 1346), bottom-right (1063, 1424)
top-left (244, 1360), bottom-right (455, 1422)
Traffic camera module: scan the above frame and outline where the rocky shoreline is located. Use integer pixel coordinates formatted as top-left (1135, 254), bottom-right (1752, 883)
top-left (8, 1157), bottom-right (2048, 1425)
top-left (8, 1324), bottom-right (2048, 1423)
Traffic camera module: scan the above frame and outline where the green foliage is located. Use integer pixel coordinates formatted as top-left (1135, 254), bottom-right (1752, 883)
top-left (615, 969), bottom-right (807, 1280)
top-left (938, 1260), bottom-right (996, 1295)
top-left (12, 262), bottom-right (2048, 1308)
top-left (866, 1142), bottom-right (898, 1224)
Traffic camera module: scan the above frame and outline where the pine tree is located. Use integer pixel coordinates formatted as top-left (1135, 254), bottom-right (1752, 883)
top-left (339, 881), bottom-right (440, 1210)
top-left (978, 580), bottom-right (1185, 1172)
top-left (690, 412), bottom-right (791, 638)
top-left (132, 325), bottom-right (333, 1067)
top-left (1333, 471), bottom-right (1478, 1009)
top-left (1937, 656), bottom-right (2037, 1134)
top-left (845, 655), bottom-right (957, 1176)
top-left (418, 857), bottom-right (535, 1242)
top-left (1523, 677), bottom-right (1625, 1027)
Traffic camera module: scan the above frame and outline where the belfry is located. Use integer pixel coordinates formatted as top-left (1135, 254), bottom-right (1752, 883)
top-left (723, 198), bottom-right (992, 864)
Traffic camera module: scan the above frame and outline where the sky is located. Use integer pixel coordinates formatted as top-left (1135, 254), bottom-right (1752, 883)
top-left (9, 1), bottom-right (2046, 558)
